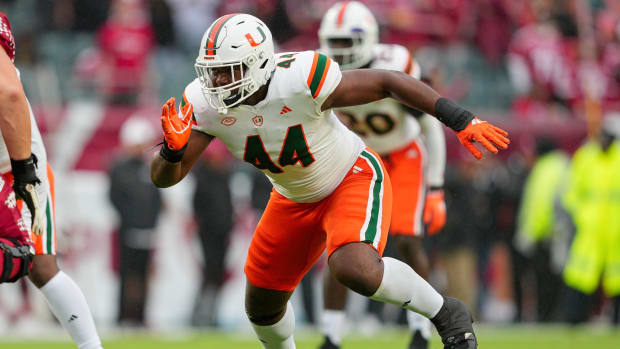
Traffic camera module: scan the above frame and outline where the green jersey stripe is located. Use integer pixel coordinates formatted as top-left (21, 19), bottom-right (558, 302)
top-left (309, 53), bottom-right (328, 97)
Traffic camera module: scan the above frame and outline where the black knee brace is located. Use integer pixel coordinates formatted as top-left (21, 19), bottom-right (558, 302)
top-left (0, 237), bottom-right (33, 283)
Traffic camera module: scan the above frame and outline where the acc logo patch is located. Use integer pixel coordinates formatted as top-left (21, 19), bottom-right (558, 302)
top-left (252, 115), bottom-right (264, 127)
top-left (221, 117), bottom-right (236, 126)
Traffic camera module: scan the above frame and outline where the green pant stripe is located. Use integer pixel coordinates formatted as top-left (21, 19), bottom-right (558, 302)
top-left (46, 196), bottom-right (53, 253)
top-left (360, 150), bottom-right (384, 245)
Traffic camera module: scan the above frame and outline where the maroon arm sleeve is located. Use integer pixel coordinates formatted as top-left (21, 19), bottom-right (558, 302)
top-left (0, 12), bottom-right (16, 62)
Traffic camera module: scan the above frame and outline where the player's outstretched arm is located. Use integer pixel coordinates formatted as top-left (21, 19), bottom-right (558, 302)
top-left (151, 97), bottom-right (213, 188)
top-left (323, 69), bottom-right (510, 159)
top-left (0, 45), bottom-right (45, 235)
top-left (0, 48), bottom-right (31, 160)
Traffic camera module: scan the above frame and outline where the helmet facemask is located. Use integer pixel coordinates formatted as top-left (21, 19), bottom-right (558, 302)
top-left (195, 13), bottom-right (276, 114)
top-left (195, 54), bottom-right (261, 113)
top-left (321, 34), bottom-right (368, 69)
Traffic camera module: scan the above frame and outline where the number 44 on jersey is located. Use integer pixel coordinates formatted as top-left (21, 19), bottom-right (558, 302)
top-left (244, 124), bottom-right (315, 174)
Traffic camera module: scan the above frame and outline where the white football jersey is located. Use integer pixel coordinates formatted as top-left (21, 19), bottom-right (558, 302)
top-left (336, 43), bottom-right (422, 155)
top-left (186, 51), bottom-right (365, 203)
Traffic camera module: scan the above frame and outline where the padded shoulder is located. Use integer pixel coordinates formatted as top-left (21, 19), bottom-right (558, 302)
top-left (372, 44), bottom-right (420, 79)
top-left (295, 50), bottom-right (342, 111)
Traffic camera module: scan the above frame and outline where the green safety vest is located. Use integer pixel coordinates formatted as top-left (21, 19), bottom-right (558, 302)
top-left (562, 141), bottom-right (620, 295)
top-left (517, 151), bottom-right (569, 243)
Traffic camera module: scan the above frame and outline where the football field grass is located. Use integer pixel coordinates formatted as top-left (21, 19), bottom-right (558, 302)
top-left (2, 325), bottom-right (619, 348)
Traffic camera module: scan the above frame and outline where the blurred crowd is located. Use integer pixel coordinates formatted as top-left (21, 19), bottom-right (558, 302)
top-left (0, 0), bottom-right (619, 331)
top-left (4, 0), bottom-right (620, 117)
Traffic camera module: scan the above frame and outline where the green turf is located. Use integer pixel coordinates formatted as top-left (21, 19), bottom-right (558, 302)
top-left (2, 325), bottom-right (619, 348)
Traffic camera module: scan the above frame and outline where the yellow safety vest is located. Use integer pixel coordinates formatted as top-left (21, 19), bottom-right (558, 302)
top-left (562, 141), bottom-right (620, 295)
top-left (517, 151), bottom-right (569, 243)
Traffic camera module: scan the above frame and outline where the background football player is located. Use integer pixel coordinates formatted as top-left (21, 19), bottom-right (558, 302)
top-left (0, 12), bottom-right (104, 349)
top-left (317, 2), bottom-right (447, 348)
top-left (151, 13), bottom-right (509, 349)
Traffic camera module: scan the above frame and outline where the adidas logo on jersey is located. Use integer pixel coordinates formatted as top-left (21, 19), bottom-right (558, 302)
top-left (280, 106), bottom-right (292, 115)
top-left (352, 165), bottom-right (363, 173)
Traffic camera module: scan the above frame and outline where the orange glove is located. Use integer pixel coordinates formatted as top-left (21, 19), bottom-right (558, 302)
top-left (160, 97), bottom-right (194, 151)
top-left (456, 117), bottom-right (509, 159)
top-left (423, 189), bottom-right (446, 235)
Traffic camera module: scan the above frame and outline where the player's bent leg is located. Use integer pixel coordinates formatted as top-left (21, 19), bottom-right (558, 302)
top-left (320, 242), bottom-right (383, 349)
top-left (246, 280), bottom-right (296, 349)
top-left (372, 256), bottom-right (477, 349)
top-left (319, 269), bottom-right (349, 349)
top-left (30, 254), bottom-right (103, 349)
top-left (328, 242), bottom-right (383, 297)
top-left (28, 254), bottom-right (59, 287)
top-left (244, 184), bottom-right (333, 348)
top-left (330, 243), bottom-right (477, 349)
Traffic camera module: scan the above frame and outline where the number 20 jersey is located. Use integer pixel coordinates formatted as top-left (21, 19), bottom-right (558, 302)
top-left (185, 51), bottom-right (365, 203)
top-left (336, 44), bottom-right (422, 155)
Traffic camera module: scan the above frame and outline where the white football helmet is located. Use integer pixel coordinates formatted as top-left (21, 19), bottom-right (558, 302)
top-left (195, 13), bottom-right (276, 114)
top-left (318, 1), bottom-right (379, 70)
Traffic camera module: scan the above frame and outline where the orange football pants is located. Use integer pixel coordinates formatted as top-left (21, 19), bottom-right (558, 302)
top-left (245, 148), bottom-right (392, 291)
top-left (381, 139), bottom-right (425, 237)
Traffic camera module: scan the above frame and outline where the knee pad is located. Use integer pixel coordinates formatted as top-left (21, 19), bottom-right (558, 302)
top-left (0, 237), bottom-right (34, 283)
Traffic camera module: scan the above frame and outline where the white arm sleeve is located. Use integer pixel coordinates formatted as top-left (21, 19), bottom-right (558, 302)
top-left (419, 113), bottom-right (446, 187)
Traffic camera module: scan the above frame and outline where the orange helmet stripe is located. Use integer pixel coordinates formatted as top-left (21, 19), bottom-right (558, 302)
top-left (206, 14), bottom-right (237, 55)
top-left (336, 1), bottom-right (350, 27)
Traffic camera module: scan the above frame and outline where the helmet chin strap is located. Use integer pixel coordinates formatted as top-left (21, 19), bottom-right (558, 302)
top-left (223, 92), bottom-right (242, 106)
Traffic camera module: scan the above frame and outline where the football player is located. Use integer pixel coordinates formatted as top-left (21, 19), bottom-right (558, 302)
top-left (151, 13), bottom-right (509, 349)
top-left (317, 2), bottom-right (447, 348)
top-left (0, 12), bottom-right (104, 349)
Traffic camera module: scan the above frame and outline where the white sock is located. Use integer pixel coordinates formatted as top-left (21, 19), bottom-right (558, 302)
top-left (39, 271), bottom-right (103, 349)
top-left (370, 257), bottom-right (444, 318)
top-left (251, 301), bottom-right (296, 349)
top-left (407, 311), bottom-right (433, 340)
top-left (320, 310), bottom-right (345, 345)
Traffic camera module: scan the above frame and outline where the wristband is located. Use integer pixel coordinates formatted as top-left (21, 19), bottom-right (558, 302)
top-left (434, 97), bottom-right (475, 132)
top-left (10, 154), bottom-right (39, 183)
top-left (159, 140), bottom-right (187, 163)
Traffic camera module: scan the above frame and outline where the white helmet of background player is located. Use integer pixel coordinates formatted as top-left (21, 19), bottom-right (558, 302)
top-left (319, 1), bottom-right (379, 69)
top-left (195, 13), bottom-right (276, 113)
